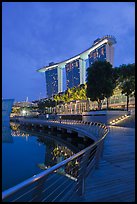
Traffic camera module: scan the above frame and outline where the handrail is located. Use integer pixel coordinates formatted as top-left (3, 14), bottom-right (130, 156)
top-left (2, 119), bottom-right (109, 201)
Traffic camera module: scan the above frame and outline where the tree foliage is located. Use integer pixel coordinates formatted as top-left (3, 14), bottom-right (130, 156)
top-left (37, 99), bottom-right (56, 113)
top-left (86, 61), bottom-right (116, 109)
top-left (53, 84), bottom-right (87, 103)
top-left (115, 63), bottom-right (135, 111)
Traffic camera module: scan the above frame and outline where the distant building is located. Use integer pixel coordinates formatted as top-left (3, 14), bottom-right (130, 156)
top-left (14, 101), bottom-right (37, 108)
top-left (37, 35), bottom-right (116, 98)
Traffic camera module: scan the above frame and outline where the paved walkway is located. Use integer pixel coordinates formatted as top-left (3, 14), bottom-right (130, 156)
top-left (69, 122), bottom-right (135, 202)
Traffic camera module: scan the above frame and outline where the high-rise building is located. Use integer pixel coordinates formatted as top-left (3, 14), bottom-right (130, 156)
top-left (65, 59), bottom-right (80, 89)
top-left (37, 35), bottom-right (116, 98)
top-left (45, 66), bottom-right (58, 98)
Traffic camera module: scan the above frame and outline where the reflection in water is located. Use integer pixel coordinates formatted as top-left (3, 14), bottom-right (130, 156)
top-left (2, 122), bottom-right (13, 143)
top-left (3, 122), bottom-right (46, 191)
top-left (9, 122), bottom-right (81, 180)
top-left (10, 122), bottom-right (29, 137)
top-left (37, 136), bottom-right (80, 180)
top-left (2, 121), bottom-right (79, 190)
top-left (9, 120), bottom-right (95, 182)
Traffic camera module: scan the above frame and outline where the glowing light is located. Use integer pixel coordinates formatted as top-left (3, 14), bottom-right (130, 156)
top-left (22, 110), bottom-right (26, 115)
top-left (75, 160), bottom-right (79, 165)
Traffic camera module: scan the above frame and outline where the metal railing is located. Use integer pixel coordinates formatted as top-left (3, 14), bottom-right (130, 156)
top-left (2, 120), bottom-right (109, 202)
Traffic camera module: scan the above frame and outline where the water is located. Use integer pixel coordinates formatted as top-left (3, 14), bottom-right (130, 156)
top-left (2, 122), bottom-right (75, 191)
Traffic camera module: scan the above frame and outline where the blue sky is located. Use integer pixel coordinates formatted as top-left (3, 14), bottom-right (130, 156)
top-left (2, 2), bottom-right (135, 102)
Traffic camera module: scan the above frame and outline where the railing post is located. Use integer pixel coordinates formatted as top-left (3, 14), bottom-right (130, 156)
top-left (92, 125), bottom-right (97, 137)
top-left (32, 176), bottom-right (47, 202)
top-left (76, 150), bottom-right (91, 196)
top-left (95, 140), bottom-right (104, 169)
top-left (100, 139), bottom-right (105, 158)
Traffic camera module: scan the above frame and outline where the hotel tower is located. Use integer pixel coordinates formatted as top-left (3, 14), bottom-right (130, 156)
top-left (37, 35), bottom-right (116, 98)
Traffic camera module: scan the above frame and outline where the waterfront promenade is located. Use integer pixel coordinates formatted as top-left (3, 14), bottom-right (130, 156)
top-left (6, 114), bottom-right (135, 202)
top-left (69, 115), bottom-right (135, 202)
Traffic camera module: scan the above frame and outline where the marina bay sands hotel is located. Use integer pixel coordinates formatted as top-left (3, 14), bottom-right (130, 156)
top-left (37, 35), bottom-right (116, 98)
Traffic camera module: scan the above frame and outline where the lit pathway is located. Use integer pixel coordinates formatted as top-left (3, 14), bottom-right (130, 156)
top-left (69, 123), bottom-right (135, 202)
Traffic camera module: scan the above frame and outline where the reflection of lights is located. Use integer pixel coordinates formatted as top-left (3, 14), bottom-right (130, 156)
top-left (52, 145), bottom-right (74, 161)
top-left (11, 130), bottom-right (29, 137)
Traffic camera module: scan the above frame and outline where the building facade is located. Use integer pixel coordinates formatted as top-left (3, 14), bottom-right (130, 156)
top-left (65, 59), bottom-right (80, 89)
top-left (45, 66), bottom-right (58, 98)
top-left (37, 35), bottom-right (116, 98)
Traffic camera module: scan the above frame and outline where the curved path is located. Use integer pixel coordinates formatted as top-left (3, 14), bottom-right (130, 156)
top-left (69, 119), bottom-right (135, 202)
top-left (16, 118), bottom-right (101, 142)
top-left (4, 117), bottom-right (107, 202)
top-left (10, 116), bottom-right (135, 202)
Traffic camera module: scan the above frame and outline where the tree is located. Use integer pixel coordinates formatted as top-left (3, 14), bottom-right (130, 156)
top-left (86, 61), bottom-right (116, 110)
top-left (37, 101), bottom-right (46, 114)
top-left (117, 63), bottom-right (135, 111)
top-left (53, 84), bottom-right (87, 104)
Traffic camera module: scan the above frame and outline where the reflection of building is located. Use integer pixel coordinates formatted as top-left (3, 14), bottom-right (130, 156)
top-left (44, 140), bottom-right (55, 167)
top-left (37, 35), bottom-right (116, 98)
top-left (2, 99), bottom-right (14, 123)
top-left (37, 136), bottom-right (75, 173)
top-left (2, 125), bottom-right (13, 143)
top-left (13, 101), bottom-right (37, 108)
top-left (2, 99), bottom-right (14, 143)
top-left (10, 122), bottom-right (29, 137)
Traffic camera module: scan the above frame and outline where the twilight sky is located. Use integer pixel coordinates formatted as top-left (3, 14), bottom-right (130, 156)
top-left (2, 2), bottom-right (135, 102)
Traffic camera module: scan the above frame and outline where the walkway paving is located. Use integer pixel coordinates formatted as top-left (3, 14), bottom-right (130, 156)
top-left (69, 119), bottom-right (135, 202)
